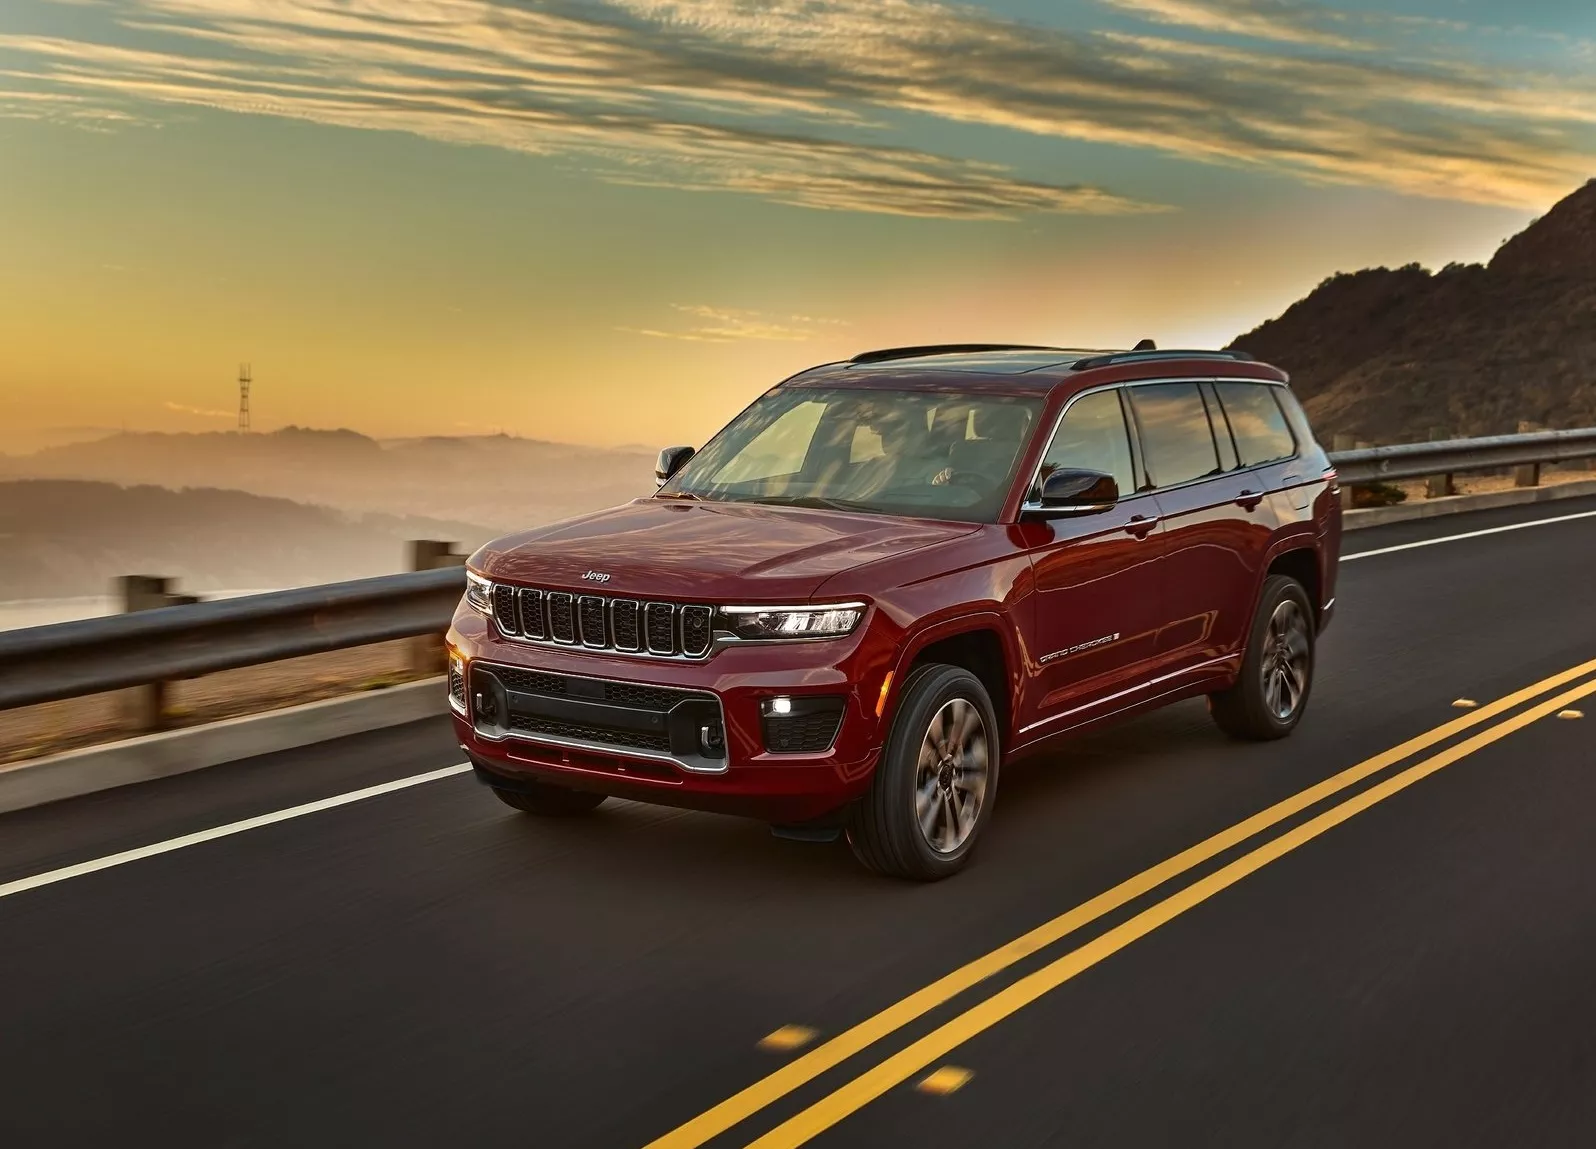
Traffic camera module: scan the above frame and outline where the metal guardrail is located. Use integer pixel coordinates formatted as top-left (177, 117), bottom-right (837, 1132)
top-left (0, 567), bottom-right (465, 711)
top-left (1328, 427), bottom-right (1596, 485)
top-left (0, 426), bottom-right (1592, 715)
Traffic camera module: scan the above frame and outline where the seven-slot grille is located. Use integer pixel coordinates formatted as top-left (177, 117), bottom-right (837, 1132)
top-left (491, 582), bottom-right (715, 658)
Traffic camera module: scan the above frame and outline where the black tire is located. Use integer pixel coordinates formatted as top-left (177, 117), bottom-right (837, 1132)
top-left (846, 663), bottom-right (1000, 881)
top-left (1209, 574), bottom-right (1316, 741)
top-left (491, 780), bottom-right (607, 816)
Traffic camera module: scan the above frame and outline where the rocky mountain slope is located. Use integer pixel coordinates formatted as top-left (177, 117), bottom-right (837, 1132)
top-left (1229, 179), bottom-right (1596, 442)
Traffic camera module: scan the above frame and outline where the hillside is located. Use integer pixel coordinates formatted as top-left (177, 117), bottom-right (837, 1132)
top-left (4, 428), bottom-right (657, 532)
top-left (1229, 179), bottom-right (1596, 442)
top-left (0, 480), bottom-right (498, 600)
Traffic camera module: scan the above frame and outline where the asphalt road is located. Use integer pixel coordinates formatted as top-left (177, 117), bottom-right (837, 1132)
top-left (3, 497), bottom-right (1595, 1148)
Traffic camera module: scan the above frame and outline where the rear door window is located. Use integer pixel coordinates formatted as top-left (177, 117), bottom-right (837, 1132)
top-left (1216, 382), bottom-right (1297, 466)
top-left (1127, 382), bottom-right (1221, 488)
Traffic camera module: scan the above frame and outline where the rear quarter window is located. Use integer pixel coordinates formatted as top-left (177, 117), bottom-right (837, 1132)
top-left (1216, 382), bottom-right (1297, 466)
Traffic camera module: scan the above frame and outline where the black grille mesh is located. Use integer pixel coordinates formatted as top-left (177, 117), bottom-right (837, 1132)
top-left (491, 666), bottom-right (569, 696)
top-left (517, 588), bottom-right (545, 639)
top-left (492, 585), bottom-right (519, 634)
top-left (681, 605), bottom-right (713, 657)
top-left (509, 714), bottom-right (671, 754)
top-left (449, 663), bottom-right (467, 706)
top-left (548, 593), bottom-right (576, 643)
top-left (611, 600), bottom-right (641, 651)
top-left (763, 703), bottom-right (845, 753)
top-left (578, 596), bottom-right (607, 646)
top-left (646, 603), bottom-right (676, 654)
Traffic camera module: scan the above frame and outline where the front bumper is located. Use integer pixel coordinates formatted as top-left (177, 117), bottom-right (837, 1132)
top-left (447, 607), bottom-right (892, 823)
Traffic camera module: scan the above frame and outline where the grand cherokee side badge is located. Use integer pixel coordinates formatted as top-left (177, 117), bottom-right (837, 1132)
top-left (581, 570), bottom-right (611, 583)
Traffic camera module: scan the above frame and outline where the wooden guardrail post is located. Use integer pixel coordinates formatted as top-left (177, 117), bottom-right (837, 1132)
top-left (409, 541), bottom-right (467, 675)
top-left (1424, 427), bottom-right (1455, 498)
top-left (1514, 420), bottom-right (1542, 487)
top-left (118, 575), bottom-right (200, 732)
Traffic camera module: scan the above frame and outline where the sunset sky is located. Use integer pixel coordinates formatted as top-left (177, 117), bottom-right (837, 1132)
top-left (2, 0), bottom-right (1593, 453)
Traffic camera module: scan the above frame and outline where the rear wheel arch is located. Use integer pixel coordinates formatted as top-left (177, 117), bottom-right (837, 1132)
top-left (1261, 544), bottom-right (1323, 628)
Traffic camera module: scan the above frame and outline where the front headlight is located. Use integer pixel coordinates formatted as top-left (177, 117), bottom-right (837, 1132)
top-left (465, 569), bottom-right (493, 616)
top-left (720, 602), bottom-right (865, 641)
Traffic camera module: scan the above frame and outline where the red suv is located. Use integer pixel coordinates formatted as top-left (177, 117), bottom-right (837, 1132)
top-left (448, 344), bottom-right (1340, 879)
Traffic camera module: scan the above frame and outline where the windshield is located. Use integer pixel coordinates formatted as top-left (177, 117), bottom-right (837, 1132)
top-left (661, 387), bottom-right (1044, 522)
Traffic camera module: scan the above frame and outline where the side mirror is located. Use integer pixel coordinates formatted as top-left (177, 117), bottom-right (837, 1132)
top-left (655, 445), bottom-right (696, 487)
top-left (1026, 468), bottom-right (1118, 517)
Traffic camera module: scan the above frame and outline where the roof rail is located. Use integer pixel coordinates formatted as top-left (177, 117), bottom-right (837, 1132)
top-left (1070, 348), bottom-right (1254, 370)
top-left (848, 343), bottom-right (1062, 365)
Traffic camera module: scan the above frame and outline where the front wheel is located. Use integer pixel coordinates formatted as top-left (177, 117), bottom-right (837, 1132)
top-left (847, 664), bottom-right (999, 881)
top-left (1209, 574), bottom-right (1316, 741)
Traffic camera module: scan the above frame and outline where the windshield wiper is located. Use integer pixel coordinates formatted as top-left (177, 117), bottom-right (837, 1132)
top-left (745, 495), bottom-right (874, 512)
top-left (655, 490), bottom-right (700, 500)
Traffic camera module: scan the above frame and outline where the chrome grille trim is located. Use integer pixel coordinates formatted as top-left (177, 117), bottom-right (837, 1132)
top-left (479, 581), bottom-right (715, 661)
top-left (517, 588), bottom-right (546, 639)
top-left (610, 599), bottom-right (642, 652)
top-left (680, 604), bottom-right (713, 657)
top-left (578, 595), bottom-right (608, 648)
top-left (645, 602), bottom-right (677, 656)
top-left (548, 593), bottom-right (577, 644)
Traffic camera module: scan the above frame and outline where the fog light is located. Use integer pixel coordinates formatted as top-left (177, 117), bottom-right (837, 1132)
top-left (765, 696), bottom-right (793, 716)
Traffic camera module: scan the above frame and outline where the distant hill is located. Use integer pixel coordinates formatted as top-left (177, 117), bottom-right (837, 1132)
top-left (1230, 179), bottom-right (1596, 442)
top-left (4, 428), bottom-right (657, 531)
top-left (0, 480), bottom-right (498, 600)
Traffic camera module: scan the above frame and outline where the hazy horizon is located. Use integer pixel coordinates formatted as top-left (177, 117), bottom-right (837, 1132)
top-left (5, 0), bottom-right (1593, 456)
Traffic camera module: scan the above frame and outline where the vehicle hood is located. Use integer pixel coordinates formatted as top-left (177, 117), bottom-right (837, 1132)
top-left (474, 498), bottom-right (979, 601)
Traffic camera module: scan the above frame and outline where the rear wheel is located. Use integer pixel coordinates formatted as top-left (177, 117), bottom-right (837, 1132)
top-left (491, 780), bottom-right (607, 816)
top-left (1209, 574), bottom-right (1315, 741)
top-left (847, 664), bottom-right (999, 881)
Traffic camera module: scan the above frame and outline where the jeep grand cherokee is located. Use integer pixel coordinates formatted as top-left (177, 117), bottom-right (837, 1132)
top-left (448, 343), bottom-right (1341, 879)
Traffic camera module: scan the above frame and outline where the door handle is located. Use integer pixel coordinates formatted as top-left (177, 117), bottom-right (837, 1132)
top-left (1123, 514), bottom-right (1160, 538)
top-left (1236, 489), bottom-right (1264, 511)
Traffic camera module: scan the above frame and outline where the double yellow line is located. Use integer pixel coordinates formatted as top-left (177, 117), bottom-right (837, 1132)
top-left (647, 656), bottom-right (1596, 1149)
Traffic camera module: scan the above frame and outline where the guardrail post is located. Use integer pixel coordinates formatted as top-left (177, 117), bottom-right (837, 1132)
top-left (409, 541), bottom-right (467, 674)
top-left (1425, 427), bottom-right (1455, 498)
top-left (117, 575), bottom-right (200, 732)
top-left (1514, 420), bottom-right (1542, 487)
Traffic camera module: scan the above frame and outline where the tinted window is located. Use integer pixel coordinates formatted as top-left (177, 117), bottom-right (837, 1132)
top-left (1217, 382), bottom-right (1296, 466)
top-left (664, 387), bottom-right (1043, 523)
top-left (1034, 390), bottom-right (1135, 498)
top-left (1128, 382), bottom-right (1220, 488)
top-left (1203, 383), bottom-right (1240, 471)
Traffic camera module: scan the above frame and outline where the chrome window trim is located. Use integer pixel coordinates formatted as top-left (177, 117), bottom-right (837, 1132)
top-left (468, 659), bottom-right (729, 775)
top-left (1020, 374), bottom-right (1302, 513)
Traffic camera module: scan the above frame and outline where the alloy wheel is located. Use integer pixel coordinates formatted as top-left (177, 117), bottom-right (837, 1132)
top-left (1261, 599), bottom-right (1311, 720)
top-left (913, 698), bottom-right (990, 854)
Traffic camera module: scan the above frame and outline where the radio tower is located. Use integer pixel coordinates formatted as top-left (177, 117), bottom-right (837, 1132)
top-left (238, 363), bottom-right (252, 433)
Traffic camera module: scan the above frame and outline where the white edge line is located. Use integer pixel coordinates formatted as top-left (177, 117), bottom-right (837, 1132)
top-left (1342, 507), bottom-right (1596, 562)
top-left (0, 762), bottom-right (474, 901)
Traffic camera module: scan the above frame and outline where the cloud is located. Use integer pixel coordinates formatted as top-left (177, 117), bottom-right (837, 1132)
top-left (618, 304), bottom-right (850, 342)
top-left (164, 400), bottom-right (234, 419)
top-left (0, 0), bottom-right (1591, 214)
top-left (1096, 0), bottom-right (1366, 49)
